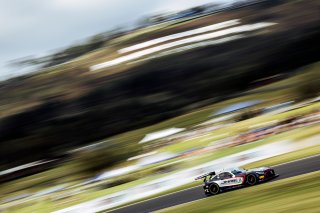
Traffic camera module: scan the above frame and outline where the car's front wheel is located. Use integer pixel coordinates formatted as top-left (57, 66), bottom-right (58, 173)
top-left (209, 183), bottom-right (220, 195)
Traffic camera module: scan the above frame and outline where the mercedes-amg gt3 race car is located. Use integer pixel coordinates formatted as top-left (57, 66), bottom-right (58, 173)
top-left (195, 167), bottom-right (279, 196)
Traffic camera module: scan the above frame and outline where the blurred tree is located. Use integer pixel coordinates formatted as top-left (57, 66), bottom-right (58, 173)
top-left (295, 64), bottom-right (320, 100)
top-left (75, 140), bottom-right (142, 173)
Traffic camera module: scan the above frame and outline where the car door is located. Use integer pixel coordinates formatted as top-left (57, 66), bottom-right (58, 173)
top-left (219, 172), bottom-right (244, 187)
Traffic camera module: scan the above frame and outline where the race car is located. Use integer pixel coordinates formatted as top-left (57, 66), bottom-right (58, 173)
top-left (195, 167), bottom-right (279, 196)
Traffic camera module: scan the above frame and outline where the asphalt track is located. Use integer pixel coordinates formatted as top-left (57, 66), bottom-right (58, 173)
top-left (107, 155), bottom-right (320, 213)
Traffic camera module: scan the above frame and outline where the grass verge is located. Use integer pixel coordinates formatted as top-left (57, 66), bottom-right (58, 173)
top-left (159, 171), bottom-right (320, 213)
top-left (244, 143), bottom-right (320, 169)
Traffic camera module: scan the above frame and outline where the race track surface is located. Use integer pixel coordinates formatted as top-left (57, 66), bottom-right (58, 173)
top-left (107, 155), bottom-right (320, 213)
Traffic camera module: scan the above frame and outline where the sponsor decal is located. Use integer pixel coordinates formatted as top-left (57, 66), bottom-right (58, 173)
top-left (221, 178), bottom-right (243, 185)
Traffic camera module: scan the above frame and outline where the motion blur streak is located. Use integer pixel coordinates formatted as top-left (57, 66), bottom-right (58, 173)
top-left (118, 19), bottom-right (241, 54)
top-left (91, 22), bottom-right (276, 71)
top-left (128, 34), bottom-right (246, 65)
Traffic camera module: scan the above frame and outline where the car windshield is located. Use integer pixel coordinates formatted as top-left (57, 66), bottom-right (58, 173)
top-left (229, 167), bottom-right (246, 174)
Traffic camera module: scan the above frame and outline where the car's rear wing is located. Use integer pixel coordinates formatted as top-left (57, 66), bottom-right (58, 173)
top-left (195, 171), bottom-right (215, 181)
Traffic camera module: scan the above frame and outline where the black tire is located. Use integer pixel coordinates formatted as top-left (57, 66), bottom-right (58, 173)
top-left (246, 174), bottom-right (257, 186)
top-left (209, 183), bottom-right (220, 195)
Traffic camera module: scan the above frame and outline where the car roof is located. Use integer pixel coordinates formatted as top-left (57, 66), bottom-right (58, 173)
top-left (215, 167), bottom-right (246, 174)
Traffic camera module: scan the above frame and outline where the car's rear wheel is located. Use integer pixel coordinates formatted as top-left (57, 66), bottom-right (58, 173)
top-left (209, 183), bottom-right (220, 195)
top-left (246, 174), bottom-right (257, 186)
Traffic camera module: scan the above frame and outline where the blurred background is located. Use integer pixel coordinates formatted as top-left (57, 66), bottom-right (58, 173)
top-left (0, 0), bottom-right (319, 212)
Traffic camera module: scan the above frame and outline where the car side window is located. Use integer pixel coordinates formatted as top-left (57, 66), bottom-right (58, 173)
top-left (219, 172), bottom-right (233, 180)
top-left (218, 173), bottom-right (225, 180)
top-left (231, 170), bottom-right (240, 175)
top-left (225, 172), bottom-right (233, 179)
top-left (210, 175), bottom-right (219, 181)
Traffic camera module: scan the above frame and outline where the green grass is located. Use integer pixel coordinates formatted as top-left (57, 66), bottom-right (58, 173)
top-left (159, 171), bottom-right (320, 213)
top-left (110, 80), bottom-right (299, 147)
top-left (158, 102), bottom-right (320, 154)
top-left (107, 141), bottom-right (320, 211)
top-left (3, 124), bottom-right (318, 212)
top-left (103, 127), bottom-right (320, 211)
top-left (3, 199), bottom-right (55, 213)
top-left (244, 144), bottom-right (320, 169)
top-left (0, 162), bottom-right (86, 196)
top-left (110, 125), bottom-right (320, 202)
top-left (251, 62), bottom-right (320, 94)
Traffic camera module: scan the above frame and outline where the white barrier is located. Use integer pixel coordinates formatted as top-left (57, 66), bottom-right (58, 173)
top-left (90, 22), bottom-right (276, 71)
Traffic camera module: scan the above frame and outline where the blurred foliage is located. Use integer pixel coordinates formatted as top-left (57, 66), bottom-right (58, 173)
top-left (0, 0), bottom-right (319, 171)
top-left (234, 109), bottom-right (262, 122)
top-left (295, 63), bottom-right (320, 100)
top-left (75, 140), bottom-right (142, 173)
